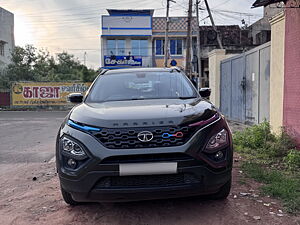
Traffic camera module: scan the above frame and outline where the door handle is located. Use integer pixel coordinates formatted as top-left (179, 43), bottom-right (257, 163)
top-left (241, 77), bottom-right (246, 90)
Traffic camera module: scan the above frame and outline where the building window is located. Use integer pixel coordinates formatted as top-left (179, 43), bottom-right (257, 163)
top-left (0, 43), bottom-right (4, 56)
top-left (155, 39), bottom-right (164, 55)
top-left (170, 39), bottom-right (183, 55)
top-left (107, 39), bottom-right (125, 56)
top-left (155, 39), bottom-right (183, 56)
top-left (131, 40), bottom-right (148, 56)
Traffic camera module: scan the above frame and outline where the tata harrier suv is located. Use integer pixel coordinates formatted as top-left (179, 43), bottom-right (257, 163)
top-left (56, 67), bottom-right (233, 205)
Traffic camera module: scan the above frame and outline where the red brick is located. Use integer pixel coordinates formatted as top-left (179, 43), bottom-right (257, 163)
top-left (283, 1), bottom-right (300, 147)
top-left (0, 92), bottom-right (10, 106)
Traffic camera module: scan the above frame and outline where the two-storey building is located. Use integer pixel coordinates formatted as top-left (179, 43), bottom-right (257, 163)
top-left (101, 9), bottom-right (153, 69)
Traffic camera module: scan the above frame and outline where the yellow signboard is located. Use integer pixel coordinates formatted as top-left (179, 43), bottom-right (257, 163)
top-left (11, 82), bottom-right (91, 106)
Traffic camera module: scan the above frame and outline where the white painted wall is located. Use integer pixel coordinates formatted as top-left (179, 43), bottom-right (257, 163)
top-left (0, 7), bottom-right (14, 67)
top-left (102, 16), bottom-right (152, 36)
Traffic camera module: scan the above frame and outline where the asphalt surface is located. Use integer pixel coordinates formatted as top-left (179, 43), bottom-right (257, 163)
top-left (0, 111), bottom-right (299, 225)
top-left (0, 111), bottom-right (67, 164)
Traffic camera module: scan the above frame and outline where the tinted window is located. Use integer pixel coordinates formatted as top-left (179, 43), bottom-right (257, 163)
top-left (155, 39), bottom-right (164, 55)
top-left (131, 40), bottom-right (148, 56)
top-left (107, 39), bottom-right (125, 55)
top-left (131, 40), bottom-right (139, 55)
top-left (107, 39), bottom-right (116, 55)
top-left (170, 39), bottom-right (183, 55)
top-left (117, 40), bottom-right (125, 55)
top-left (86, 71), bottom-right (198, 103)
top-left (170, 39), bottom-right (176, 55)
top-left (140, 40), bottom-right (148, 56)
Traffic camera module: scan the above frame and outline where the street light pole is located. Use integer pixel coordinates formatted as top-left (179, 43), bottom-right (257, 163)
top-left (164, 0), bottom-right (176, 67)
top-left (203, 0), bottom-right (223, 49)
top-left (84, 52), bottom-right (87, 67)
top-left (185, 0), bottom-right (193, 77)
top-left (196, 0), bottom-right (202, 88)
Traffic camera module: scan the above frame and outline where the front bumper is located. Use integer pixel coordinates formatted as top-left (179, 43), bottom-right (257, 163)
top-left (60, 165), bottom-right (231, 202)
top-left (56, 117), bottom-right (233, 202)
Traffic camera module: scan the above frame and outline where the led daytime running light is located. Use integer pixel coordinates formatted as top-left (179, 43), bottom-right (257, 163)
top-left (68, 120), bottom-right (101, 132)
top-left (188, 113), bottom-right (219, 127)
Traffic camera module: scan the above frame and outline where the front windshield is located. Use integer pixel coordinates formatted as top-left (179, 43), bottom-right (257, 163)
top-left (86, 71), bottom-right (198, 103)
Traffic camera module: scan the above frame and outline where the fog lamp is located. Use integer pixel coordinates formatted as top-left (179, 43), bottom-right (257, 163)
top-left (67, 158), bottom-right (77, 169)
top-left (215, 151), bottom-right (224, 160)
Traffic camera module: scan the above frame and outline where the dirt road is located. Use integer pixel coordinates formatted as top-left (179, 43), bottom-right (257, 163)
top-left (0, 111), bottom-right (299, 225)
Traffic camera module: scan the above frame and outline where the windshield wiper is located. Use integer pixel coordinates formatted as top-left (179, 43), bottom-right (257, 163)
top-left (178, 96), bottom-right (198, 99)
top-left (130, 98), bottom-right (145, 100)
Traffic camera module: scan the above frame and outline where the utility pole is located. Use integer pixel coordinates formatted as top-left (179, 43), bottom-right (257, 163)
top-left (185, 0), bottom-right (193, 77)
top-left (164, 0), bottom-right (176, 67)
top-left (203, 0), bottom-right (223, 49)
top-left (196, 0), bottom-right (202, 88)
top-left (84, 51), bottom-right (87, 66)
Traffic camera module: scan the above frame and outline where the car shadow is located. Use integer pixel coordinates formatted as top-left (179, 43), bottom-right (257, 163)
top-left (64, 196), bottom-right (233, 225)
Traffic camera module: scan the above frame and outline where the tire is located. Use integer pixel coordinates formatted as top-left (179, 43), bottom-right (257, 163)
top-left (211, 178), bottom-right (231, 200)
top-left (60, 186), bottom-right (79, 205)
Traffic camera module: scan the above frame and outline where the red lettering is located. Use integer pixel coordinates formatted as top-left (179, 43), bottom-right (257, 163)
top-left (23, 87), bottom-right (33, 98)
top-left (53, 87), bottom-right (60, 98)
top-left (40, 87), bottom-right (53, 98)
top-left (22, 86), bottom-right (61, 99)
top-left (32, 87), bottom-right (39, 98)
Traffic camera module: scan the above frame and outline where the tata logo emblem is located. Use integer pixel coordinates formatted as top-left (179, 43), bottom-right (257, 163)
top-left (137, 131), bottom-right (153, 142)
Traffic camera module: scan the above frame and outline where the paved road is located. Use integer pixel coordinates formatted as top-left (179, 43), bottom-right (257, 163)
top-left (0, 111), bottom-right (67, 164)
top-left (0, 111), bottom-right (298, 225)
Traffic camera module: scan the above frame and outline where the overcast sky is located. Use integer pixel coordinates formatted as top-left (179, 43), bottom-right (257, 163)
top-left (0, 0), bottom-right (263, 69)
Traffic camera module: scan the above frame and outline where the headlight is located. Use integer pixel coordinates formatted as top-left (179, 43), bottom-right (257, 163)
top-left (206, 129), bottom-right (228, 150)
top-left (62, 137), bottom-right (86, 157)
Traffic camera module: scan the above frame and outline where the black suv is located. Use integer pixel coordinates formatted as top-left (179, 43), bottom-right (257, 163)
top-left (56, 68), bottom-right (233, 205)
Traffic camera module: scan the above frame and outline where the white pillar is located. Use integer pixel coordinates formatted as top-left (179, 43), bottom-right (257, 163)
top-left (208, 49), bottom-right (227, 108)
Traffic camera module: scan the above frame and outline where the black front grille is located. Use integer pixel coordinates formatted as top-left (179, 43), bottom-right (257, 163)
top-left (95, 174), bottom-right (201, 189)
top-left (93, 126), bottom-right (198, 149)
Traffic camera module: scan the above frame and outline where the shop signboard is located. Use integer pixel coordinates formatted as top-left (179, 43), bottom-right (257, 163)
top-left (11, 82), bottom-right (91, 106)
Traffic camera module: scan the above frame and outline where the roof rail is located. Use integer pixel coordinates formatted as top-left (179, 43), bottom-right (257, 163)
top-left (99, 69), bottom-right (109, 75)
top-left (170, 67), bottom-right (182, 73)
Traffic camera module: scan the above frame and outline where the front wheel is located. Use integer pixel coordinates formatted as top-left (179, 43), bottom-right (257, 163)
top-left (60, 186), bottom-right (79, 205)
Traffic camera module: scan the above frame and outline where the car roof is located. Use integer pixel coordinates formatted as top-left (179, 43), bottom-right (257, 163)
top-left (102, 67), bottom-right (182, 75)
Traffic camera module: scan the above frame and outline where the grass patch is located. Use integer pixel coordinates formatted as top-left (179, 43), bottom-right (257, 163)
top-left (234, 121), bottom-right (300, 213)
top-left (241, 162), bottom-right (300, 213)
top-left (238, 178), bottom-right (247, 185)
top-left (284, 150), bottom-right (300, 171)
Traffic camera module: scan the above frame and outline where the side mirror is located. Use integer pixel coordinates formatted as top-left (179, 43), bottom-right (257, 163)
top-left (68, 93), bottom-right (83, 104)
top-left (199, 88), bottom-right (211, 98)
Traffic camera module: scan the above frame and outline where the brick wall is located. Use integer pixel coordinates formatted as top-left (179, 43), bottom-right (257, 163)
top-left (283, 1), bottom-right (300, 147)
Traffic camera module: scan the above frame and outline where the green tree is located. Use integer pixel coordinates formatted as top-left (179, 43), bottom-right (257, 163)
top-left (6, 45), bottom-right (37, 82)
top-left (0, 45), bottom-right (98, 88)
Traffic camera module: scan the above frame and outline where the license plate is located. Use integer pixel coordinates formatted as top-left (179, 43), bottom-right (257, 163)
top-left (119, 162), bottom-right (177, 176)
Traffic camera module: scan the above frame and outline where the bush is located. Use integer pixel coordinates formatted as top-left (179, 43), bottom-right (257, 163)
top-left (233, 121), bottom-right (296, 159)
top-left (234, 121), bottom-right (275, 150)
top-left (284, 150), bottom-right (300, 171)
